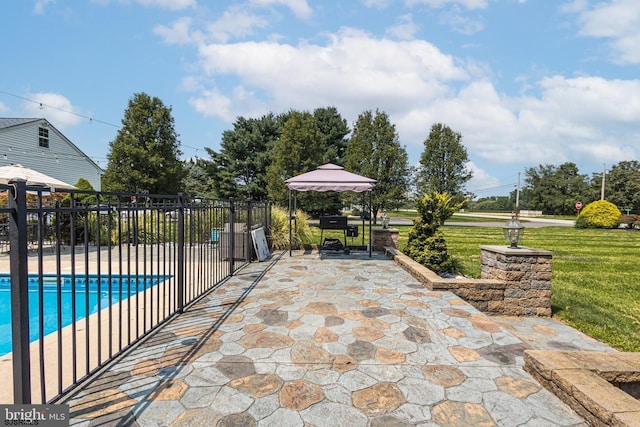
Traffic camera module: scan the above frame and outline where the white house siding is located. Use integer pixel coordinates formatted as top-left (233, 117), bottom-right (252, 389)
top-left (0, 119), bottom-right (103, 190)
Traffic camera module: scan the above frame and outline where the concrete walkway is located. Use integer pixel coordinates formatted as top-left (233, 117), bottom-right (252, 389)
top-left (64, 250), bottom-right (612, 426)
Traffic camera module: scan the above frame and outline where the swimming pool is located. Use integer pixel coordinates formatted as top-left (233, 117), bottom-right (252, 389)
top-left (0, 273), bottom-right (172, 357)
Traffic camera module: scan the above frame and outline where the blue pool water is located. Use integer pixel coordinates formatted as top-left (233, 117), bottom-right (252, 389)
top-left (0, 273), bottom-right (171, 357)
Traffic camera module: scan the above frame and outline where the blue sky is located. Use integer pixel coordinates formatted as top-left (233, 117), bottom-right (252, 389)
top-left (1, 0), bottom-right (639, 197)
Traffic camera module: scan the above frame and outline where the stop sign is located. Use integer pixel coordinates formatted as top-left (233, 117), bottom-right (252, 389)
top-left (576, 201), bottom-right (582, 210)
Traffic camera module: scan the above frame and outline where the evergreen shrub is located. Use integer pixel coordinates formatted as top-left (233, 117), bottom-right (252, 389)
top-left (403, 191), bottom-right (463, 274)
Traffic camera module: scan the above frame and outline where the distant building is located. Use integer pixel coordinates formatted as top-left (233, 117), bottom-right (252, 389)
top-left (0, 118), bottom-right (103, 190)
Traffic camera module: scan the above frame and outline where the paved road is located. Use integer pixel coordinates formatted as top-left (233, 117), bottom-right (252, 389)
top-left (388, 213), bottom-right (575, 228)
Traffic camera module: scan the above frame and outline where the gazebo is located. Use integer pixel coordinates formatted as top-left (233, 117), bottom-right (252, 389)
top-left (285, 163), bottom-right (376, 256)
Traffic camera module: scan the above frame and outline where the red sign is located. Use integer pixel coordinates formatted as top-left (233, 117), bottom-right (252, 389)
top-left (576, 201), bottom-right (582, 210)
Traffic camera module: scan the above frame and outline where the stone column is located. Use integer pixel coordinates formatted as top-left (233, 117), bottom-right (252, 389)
top-left (372, 228), bottom-right (399, 251)
top-left (480, 245), bottom-right (553, 317)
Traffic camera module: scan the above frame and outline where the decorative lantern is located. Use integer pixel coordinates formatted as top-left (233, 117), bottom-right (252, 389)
top-left (503, 215), bottom-right (524, 248)
top-left (381, 212), bottom-right (390, 229)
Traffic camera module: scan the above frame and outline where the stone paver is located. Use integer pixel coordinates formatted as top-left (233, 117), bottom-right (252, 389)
top-left (64, 250), bottom-right (613, 426)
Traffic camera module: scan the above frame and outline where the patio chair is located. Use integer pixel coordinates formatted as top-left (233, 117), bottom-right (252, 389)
top-left (210, 229), bottom-right (220, 247)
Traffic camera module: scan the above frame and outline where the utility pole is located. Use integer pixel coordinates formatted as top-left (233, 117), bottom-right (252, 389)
top-left (515, 172), bottom-right (521, 217)
top-left (601, 163), bottom-right (606, 200)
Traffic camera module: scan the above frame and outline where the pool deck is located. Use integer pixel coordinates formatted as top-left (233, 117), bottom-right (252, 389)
top-left (59, 249), bottom-right (614, 426)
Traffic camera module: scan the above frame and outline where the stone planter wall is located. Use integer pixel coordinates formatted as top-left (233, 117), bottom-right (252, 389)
top-left (385, 245), bottom-right (553, 317)
top-left (372, 228), bottom-right (399, 251)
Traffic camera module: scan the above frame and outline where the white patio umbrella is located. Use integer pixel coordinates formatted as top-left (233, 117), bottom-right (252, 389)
top-left (0, 164), bottom-right (77, 191)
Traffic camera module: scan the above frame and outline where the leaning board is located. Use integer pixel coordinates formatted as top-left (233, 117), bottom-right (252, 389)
top-left (251, 227), bottom-right (270, 261)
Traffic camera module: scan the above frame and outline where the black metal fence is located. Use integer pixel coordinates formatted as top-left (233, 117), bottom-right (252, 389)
top-left (0, 180), bottom-right (271, 404)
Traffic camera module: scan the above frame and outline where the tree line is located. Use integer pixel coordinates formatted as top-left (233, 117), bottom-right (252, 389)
top-left (471, 161), bottom-right (640, 216)
top-left (99, 93), bottom-right (474, 219)
top-left (97, 93), bottom-right (640, 218)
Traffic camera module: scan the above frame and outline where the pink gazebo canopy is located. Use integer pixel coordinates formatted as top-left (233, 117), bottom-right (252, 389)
top-left (285, 163), bottom-right (376, 192)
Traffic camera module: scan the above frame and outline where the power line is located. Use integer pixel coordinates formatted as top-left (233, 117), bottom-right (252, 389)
top-left (0, 90), bottom-right (120, 128)
top-left (468, 183), bottom-right (516, 194)
top-left (1, 89), bottom-right (212, 158)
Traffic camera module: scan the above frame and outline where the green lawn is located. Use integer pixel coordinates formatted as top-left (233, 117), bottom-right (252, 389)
top-left (440, 225), bottom-right (640, 352)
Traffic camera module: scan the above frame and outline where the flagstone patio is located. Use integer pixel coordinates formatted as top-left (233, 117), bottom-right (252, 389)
top-left (63, 249), bottom-right (615, 426)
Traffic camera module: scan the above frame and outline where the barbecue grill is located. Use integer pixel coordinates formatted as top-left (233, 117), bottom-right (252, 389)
top-left (319, 216), bottom-right (349, 252)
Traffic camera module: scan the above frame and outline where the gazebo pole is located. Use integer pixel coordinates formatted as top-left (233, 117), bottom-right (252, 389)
top-left (369, 191), bottom-right (372, 257)
top-left (288, 188), bottom-right (292, 256)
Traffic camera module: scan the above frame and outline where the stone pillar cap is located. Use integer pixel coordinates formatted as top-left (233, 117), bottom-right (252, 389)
top-left (480, 245), bottom-right (553, 256)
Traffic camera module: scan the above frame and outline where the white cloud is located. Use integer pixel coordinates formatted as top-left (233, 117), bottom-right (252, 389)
top-left (91, 0), bottom-right (196, 10)
top-left (569, 0), bottom-right (640, 63)
top-left (22, 93), bottom-right (83, 130)
top-left (406, 0), bottom-right (490, 10)
top-left (0, 101), bottom-right (8, 114)
top-left (180, 75), bottom-right (204, 92)
top-left (34, 0), bottom-right (55, 14)
top-left (386, 14), bottom-right (419, 40)
top-left (182, 25), bottom-right (640, 182)
top-left (189, 88), bottom-right (234, 121)
top-left (248, 0), bottom-right (312, 19)
top-left (570, 141), bottom-right (636, 166)
top-left (535, 75), bottom-right (640, 125)
top-left (191, 28), bottom-right (467, 121)
top-left (155, 8), bottom-right (273, 44)
top-left (392, 74), bottom-right (640, 171)
top-left (560, 0), bottom-right (588, 14)
top-left (361, 0), bottom-right (391, 8)
top-left (204, 7), bottom-right (270, 42)
top-left (465, 161), bottom-right (504, 196)
top-left (134, 0), bottom-right (196, 10)
top-left (438, 11), bottom-right (484, 34)
top-left (154, 17), bottom-right (199, 44)
top-left (403, 0), bottom-right (487, 34)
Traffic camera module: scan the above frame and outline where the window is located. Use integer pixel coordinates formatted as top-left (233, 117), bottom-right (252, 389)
top-left (38, 127), bottom-right (49, 148)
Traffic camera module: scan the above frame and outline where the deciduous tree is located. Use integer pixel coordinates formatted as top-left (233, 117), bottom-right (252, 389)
top-left (591, 161), bottom-right (640, 213)
top-left (313, 106), bottom-right (349, 165)
top-left (102, 93), bottom-right (185, 195)
top-left (266, 111), bottom-right (325, 211)
top-left (313, 106), bottom-right (351, 214)
top-left (524, 162), bottom-right (589, 215)
top-left (416, 123), bottom-right (472, 201)
top-left (205, 114), bottom-right (281, 200)
top-left (265, 108), bottom-right (351, 215)
top-left (345, 110), bottom-right (411, 221)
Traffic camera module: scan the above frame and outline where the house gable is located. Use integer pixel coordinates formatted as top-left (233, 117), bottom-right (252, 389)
top-left (0, 118), bottom-right (104, 190)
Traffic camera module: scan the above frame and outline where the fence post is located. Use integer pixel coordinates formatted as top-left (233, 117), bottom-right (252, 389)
top-left (177, 194), bottom-right (185, 313)
top-left (229, 197), bottom-right (235, 274)
top-left (246, 199), bottom-right (252, 263)
top-left (9, 179), bottom-right (31, 403)
top-left (265, 202), bottom-right (271, 248)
